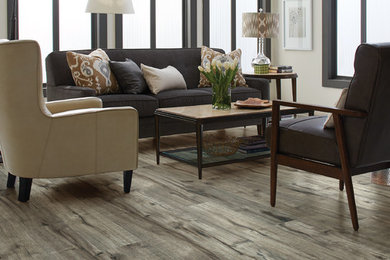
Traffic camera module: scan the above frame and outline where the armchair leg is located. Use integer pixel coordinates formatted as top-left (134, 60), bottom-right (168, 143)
top-left (18, 178), bottom-right (32, 202)
top-left (7, 173), bottom-right (16, 188)
top-left (123, 170), bottom-right (133, 193)
top-left (344, 175), bottom-right (359, 231)
top-left (339, 180), bottom-right (344, 191)
top-left (270, 159), bottom-right (278, 207)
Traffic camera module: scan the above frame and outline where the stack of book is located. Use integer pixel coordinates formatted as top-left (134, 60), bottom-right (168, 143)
top-left (238, 136), bottom-right (270, 154)
top-left (269, 65), bottom-right (293, 73)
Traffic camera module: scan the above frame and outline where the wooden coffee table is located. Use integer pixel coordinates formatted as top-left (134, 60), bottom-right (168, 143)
top-left (154, 103), bottom-right (309, 179)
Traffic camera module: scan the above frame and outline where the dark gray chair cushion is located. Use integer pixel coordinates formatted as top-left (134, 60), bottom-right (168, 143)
top-left (156, 89), bottom-right (212, 108)
top-left (99, 94), bottom-right (158, 117)
top-left (109, 60), bottom-right (148, 94)
top-left (266, 116), bottom-right (340, 166)
top-left (200, 86), bottom-right (262, 101)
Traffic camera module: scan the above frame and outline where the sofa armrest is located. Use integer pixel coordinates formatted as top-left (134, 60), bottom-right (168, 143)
top-left (46, 97), bottom-right (103, 114)
top-left (244, 77), bottom-right (270, 100)
top-left (46, 85), bottom-right (97, 101)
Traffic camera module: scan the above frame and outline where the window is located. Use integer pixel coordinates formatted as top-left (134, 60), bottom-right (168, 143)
top-left (156, 0), bottom-right (182, 48)
top-left (236, 0), bottom-right (258, 73)
top-left (323, 0), bottom-right (390, 88)
top-left (59, 0), bottom-right (91, 50)
top-left (123, 0), bottom-right (151, 48)
top-left (18, 0), bottom-right (52, 81)
top-left (209, 0), bottom-right (231, 53)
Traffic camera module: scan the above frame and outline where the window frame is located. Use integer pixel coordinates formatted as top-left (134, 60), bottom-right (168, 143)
top-left (202, 0), bottom-right (271, 56)
top-left (322, 0), bottom-right (367, 89)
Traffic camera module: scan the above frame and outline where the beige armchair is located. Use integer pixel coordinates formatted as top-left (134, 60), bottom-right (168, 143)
top-left (0, 40), bottom-right (138, 202)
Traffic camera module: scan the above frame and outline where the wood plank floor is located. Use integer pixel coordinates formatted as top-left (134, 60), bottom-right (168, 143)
top-left (1, 126), bottom-right (390, 259)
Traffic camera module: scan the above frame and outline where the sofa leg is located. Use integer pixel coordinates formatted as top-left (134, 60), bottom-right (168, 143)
top-left (18, 178), bottom-right (33, 202)
top-left (123, 170), bottom-right (133, 193)
top-left (7, 173), bottom-right (16, 188)
top-left (339, 180), bottom-right (344, 191)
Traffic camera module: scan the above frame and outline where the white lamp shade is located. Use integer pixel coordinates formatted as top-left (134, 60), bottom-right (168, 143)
top-left (86, 0), bottom-right (135, 14)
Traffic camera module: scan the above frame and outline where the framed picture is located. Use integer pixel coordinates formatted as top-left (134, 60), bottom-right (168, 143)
top-left (283, 0), bottom-right (312, 50)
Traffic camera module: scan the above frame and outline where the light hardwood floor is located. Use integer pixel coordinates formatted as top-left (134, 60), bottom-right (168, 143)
top-left (1, 126), bottom-right (390, 259)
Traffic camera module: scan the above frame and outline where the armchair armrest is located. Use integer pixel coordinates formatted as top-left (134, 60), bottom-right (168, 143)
top-left (273, 100), bottom-right (367, 118)
top-left (46, 97), bottom-right (103, 114)
top-left (46, 84), bottom-right (97, 101)
top-left (244, 77), bottom-right (270, 99)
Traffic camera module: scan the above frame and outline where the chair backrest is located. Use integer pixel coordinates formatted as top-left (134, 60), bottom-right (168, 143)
top-left (0, 40), bottom-right (51, 175)
top-left (344, 43), bottom-right (390, 168)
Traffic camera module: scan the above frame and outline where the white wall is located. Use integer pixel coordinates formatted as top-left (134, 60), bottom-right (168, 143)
top-left (0, 0), bottom-right (7, 39)
top-left (271, 0), bottom-right (342, 106)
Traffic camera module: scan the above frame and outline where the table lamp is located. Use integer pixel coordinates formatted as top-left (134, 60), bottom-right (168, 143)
top-left (242, 9), bottom-right (279, 74)
top-left (86, 0), bottom-right (135, 14)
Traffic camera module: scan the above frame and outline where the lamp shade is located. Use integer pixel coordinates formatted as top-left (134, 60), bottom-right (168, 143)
top-left (242, 12), bottom-right (279, 38)
top-left (86, 0), bottom-right (135, 14)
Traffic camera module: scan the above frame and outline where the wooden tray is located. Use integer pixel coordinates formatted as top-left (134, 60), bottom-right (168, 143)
top-left (234, 100), bottom-right (272, 109)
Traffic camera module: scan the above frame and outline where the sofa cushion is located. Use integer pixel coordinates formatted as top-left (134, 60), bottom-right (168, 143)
top-left (109, 60), bottom-right (148, 94)
top-left (266, 116), bottom-right (340, 166)
top-left (99, 94), bottom-right (158, 117)
top-left (200, 86), bottom-right (262, 102)
top-left (156, 89), bottom-right (212, 108)
top-left (141, 64), bottom-right (187, 94)
top-left (66, 49), bottom-right (119, 95)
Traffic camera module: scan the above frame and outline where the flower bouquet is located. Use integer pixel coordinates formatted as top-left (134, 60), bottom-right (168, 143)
top-left (198, 56), bottom-right (239, 110)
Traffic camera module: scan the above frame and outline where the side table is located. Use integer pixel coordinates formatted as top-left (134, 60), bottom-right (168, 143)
top-left (243, 72), bottom-right (298, 102)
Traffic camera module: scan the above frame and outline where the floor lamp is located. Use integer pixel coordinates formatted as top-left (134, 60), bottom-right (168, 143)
top-left (86, 0), bottom-right (135, 48)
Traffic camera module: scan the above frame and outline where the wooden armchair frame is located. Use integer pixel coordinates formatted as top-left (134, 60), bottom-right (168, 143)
top-left (270, 100), bottom-right (371, 231)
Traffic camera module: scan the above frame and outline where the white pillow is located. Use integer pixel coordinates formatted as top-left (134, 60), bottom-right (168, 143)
top-left (141, 64), bottom-right (187, 94)
top-left (323, 88), bottom-right (349, 128)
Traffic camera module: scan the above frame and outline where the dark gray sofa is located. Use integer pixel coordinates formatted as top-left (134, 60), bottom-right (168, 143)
top-left (46, 48), bottom-right (270, 138)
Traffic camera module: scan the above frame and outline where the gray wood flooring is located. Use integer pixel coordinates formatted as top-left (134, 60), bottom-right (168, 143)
top-left (1, 126), bottom-right (390, 259)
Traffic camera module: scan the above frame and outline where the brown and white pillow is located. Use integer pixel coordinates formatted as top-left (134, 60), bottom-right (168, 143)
top-left (323, 88), bottom-right (349, 128)
top-left (199, 46), bottom-right (247, 88)
top-left (66, 49), bottom-right (119, 95)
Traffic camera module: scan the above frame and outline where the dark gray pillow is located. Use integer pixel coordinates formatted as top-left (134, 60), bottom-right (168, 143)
top-left (109, 60), bottom-right (148, 94)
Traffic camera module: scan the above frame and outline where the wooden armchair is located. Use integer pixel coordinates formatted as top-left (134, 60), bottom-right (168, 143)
top-left (268, 43), bottom-right (390, 230)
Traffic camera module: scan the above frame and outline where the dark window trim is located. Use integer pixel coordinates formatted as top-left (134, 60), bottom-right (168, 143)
top-left (150, 0), bottom-right (156, 48)
top-left (190, 0), bottom-right (197, 48)
top-left (203, 0), bottom-right (271, 55)
top-left (323, 0), bottom-right (367, 89)
top-left (182, 0), bottom-right (188, 48)
top-left (115, 14), bottom-right (123, 49)
top-left (7, 0), bottom-right (18, 40)
top-left (53, 0), bottom-right (59, 51)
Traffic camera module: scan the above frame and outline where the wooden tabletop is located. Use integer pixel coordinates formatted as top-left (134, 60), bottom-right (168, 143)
top-left (243, 72), bottom-right (298, 79)
top-left (155, 103), bottom-right (302, 120)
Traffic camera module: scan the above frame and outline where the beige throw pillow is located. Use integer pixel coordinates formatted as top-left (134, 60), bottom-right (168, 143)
top-left (199, 46), bottom-right (247, 88)
top-left (323, 88), bottom-right (349, 128)
top-left (141, 64), bottom-right (187, 94)
top-left (66, 49), bottom-right (119, 95)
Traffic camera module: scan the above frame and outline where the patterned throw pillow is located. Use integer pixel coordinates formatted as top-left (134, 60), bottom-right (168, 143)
top-left (199, 46), bottom-right (247, 88)
top-left (66, 49), bottom-right (119, 95)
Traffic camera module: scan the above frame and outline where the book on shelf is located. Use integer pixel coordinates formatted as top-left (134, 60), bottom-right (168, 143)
top-left (238, 139), bottom-right (269, 154)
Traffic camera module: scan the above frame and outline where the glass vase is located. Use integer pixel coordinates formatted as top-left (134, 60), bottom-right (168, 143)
top-left (212, 84), bottom-right (231, 110)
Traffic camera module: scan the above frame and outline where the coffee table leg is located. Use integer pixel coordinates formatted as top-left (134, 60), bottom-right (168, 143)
top-left (196, 123), bottom-right (203, 180)
top-left (155, 115), bottom-right (160, 165)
